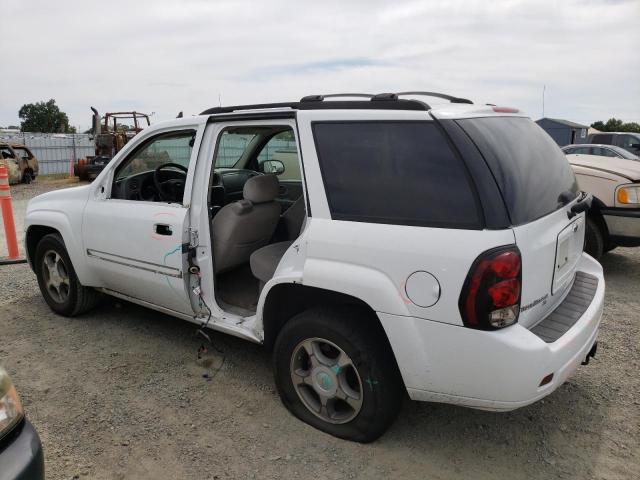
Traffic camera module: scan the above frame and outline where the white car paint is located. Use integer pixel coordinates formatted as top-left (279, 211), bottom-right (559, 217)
top-left (25, 102), bottom-right (604, 413)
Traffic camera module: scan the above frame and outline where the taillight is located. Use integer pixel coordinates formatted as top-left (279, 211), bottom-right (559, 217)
top-left (459, 246), bottom-right (522, 330)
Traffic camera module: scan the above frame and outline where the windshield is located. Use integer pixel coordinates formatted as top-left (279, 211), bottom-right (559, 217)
top-left (215, 131), bottom-right (258, 168)
top-left (458, 117), bottom-right (579, 226)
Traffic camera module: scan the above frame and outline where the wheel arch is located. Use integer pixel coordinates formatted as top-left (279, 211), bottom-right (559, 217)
top-left (25, 215), bottom-right (98, 285)
top-left (260, 283), bottom-right (391, 353)
top-left (26, 225), bottom-right (59, 268)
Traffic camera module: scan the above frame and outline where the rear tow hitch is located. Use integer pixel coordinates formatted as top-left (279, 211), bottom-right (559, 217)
top-left (582, 341), bottom-right (598, 365)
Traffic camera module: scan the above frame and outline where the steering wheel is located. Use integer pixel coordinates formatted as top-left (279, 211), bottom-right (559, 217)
top-left (153, 162), bottom-right (188, 201)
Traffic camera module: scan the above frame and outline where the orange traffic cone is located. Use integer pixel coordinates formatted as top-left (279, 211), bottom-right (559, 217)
top-left (0, 162), bottom-right (20, 259)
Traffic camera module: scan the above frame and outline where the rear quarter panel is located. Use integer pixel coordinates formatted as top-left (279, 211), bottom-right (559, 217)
top-left (303, 218), bottom-right (515, 323)
top-left (296, 108), bottom-right (517, 324)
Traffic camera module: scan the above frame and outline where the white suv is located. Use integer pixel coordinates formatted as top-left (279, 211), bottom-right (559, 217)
top-left (24, 92), bottom-right (604, 442)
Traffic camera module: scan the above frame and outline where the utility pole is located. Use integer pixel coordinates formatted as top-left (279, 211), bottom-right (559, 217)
top-left (542, 85), bottom-right (546, 118)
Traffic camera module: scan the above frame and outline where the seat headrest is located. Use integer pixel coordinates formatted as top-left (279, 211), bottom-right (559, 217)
top-left (243, 174), bottom-right (279, 204)
top-left (231, 199), bottom-right (253, 215)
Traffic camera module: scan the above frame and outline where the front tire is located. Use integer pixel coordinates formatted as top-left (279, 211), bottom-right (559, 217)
top-left (585, 217), bottom-right (604, 259)
top-left (273, 307), bottom-right (403, 442)
top-left (34, 233), bottom-right (99, 316)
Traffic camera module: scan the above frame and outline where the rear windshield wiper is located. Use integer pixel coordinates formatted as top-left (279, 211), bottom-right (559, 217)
top-left (567, 191), bottom-right (592, 219)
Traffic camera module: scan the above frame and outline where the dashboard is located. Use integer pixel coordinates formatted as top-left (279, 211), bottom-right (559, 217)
top-left (112, 169), bottom-right (186, 202)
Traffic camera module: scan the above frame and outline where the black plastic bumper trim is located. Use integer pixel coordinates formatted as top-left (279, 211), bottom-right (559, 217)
top-left (530, 272), bottom-right (598, 343)
top-left (0, 419), bottom-right (45, 480)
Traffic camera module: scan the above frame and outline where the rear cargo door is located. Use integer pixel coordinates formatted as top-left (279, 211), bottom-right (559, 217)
top-left (456, 116), bottom-right (584, 328)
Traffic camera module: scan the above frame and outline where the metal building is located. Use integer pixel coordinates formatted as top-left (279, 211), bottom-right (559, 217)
top-left (536, 118), bottom-right (589, 147)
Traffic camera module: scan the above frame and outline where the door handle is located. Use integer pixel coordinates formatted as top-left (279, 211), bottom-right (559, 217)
top-left (155, 224), bottom-right (173, 236)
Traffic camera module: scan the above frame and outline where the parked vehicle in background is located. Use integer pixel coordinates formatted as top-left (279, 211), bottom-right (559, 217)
top-left (565, 151), bottom-right (640, 258)
top-left (0, 368), bottom-right (45, 480)
top-left (74, 108), bottom-right (151, 181)
top-left (588, 132), bottom-right (640, 157)
top-left (0, 143), bottom-right (39, 184)
top-left (562, 144), bottom-right (639, 161)
top-left (25, 92), bottom-right (603, 442)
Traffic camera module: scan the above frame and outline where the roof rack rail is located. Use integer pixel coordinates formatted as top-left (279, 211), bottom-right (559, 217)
top-left (201, 99), bottom-right (428, 115)
top-left (300, 91), bottom-right (472, 108)
top-left (300, 93), bottom-right (373, 102)
top-left (201, 102), bottom-right (298, 115)
top-left (202, 91), bottom-right (472, 115)
top-left (371, 93), bottom-right (398, 101)
top-left (395, 91), bottom-right (473, 105)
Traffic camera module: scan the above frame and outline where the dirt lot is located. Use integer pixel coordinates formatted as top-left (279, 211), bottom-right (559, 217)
top-left (1, 181), bottom-right (639, 479)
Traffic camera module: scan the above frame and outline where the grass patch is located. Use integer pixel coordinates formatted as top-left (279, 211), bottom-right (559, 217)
top-left (38, 174), bottom-right (79, 184)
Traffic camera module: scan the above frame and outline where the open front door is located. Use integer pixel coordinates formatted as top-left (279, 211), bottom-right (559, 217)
top-left (83, 127), bottom-right (202, 316)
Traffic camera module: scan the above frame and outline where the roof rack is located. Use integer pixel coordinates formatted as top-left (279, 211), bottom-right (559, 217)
top-left (201, 99), bottom-right (427, 115)
top-left (395, 91), bottom-right (473, 105)
top-left (201, 102), bottom-right (299, 115)
top-left (300, 93), bottom-right (373, 102)
top-left (200, 91), bottom-right (472, 115)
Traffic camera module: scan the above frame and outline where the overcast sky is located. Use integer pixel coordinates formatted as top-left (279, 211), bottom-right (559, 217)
top-left (1, 0), bottom-right (638, 130)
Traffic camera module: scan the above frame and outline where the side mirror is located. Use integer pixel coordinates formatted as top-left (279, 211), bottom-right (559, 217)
top-left (261, 159), bottom-right (285, 175)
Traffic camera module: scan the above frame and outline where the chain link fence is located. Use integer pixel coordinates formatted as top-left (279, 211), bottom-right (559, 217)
top-left (0, 131), bottom-right (299, 176)
top-left (0, 132), bottom-right (94, 175)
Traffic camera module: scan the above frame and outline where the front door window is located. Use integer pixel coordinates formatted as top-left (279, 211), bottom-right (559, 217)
top-left (111, 130), bottom-right (195, 203)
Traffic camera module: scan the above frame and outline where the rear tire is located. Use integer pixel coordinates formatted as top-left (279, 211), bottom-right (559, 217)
top-left (22, 171), bottom-right (32, 184)
top-left (34, 233), bottom-right (100, 316)
top-left (585, 217), bottom-right (604, 260)
top-left (273, 306), bottom-right (403, 442)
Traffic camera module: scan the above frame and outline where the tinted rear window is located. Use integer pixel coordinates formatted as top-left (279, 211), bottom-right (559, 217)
top-left (457, 117), bottom-right (578, 226)
top-left (313, 121), bottom-right (481, 228)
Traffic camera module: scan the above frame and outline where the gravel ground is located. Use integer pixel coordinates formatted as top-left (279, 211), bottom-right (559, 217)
top-left (1, 182), bottom-right (639, 480)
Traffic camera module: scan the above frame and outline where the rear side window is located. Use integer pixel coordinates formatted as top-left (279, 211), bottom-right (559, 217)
top-left (458, 117), bottom-right (578, 226)
top-left (591, 147), bottom-right (617, 157)
top-left (313, 121), bottom-right (481, 228)
top-left (12, 147), bottom-right (32, 160)
top-left (567, 147), bottom-right (589, 155)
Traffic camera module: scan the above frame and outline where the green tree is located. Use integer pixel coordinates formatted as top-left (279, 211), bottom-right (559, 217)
top-left (18, 99), bottom-right (76, 133)
top-left (590, 118), bottom-right (640, 133)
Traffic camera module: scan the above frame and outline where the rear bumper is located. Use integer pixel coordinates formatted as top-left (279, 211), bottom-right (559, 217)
top-left (602, 208), bottom-right (640, 247)
top-left (0, 419), bottom-right (45, 480)
top-left (379, 253), bottom-right (604, 411)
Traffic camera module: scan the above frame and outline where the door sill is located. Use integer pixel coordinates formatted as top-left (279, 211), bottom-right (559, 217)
top-left (98, 288), bottom-right (262, 344)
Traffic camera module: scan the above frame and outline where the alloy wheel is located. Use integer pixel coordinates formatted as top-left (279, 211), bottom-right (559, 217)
top-left (41, 250), bottom-right (70, 303)
top-left (290, 337), bottom-right (364, 424)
